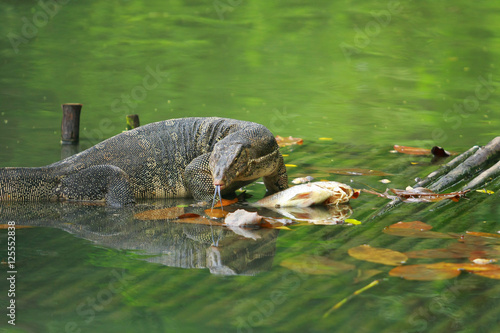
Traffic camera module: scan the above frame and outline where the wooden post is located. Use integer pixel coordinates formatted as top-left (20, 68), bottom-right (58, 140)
top-left (61, 103), bottom-right (82, 144)
top-left (126, 114), bottom-right (140, 130)
top-left (61, 143), bottom-right (80, 160)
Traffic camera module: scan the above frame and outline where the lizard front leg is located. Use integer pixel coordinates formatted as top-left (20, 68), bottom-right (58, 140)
top-left (263, 157), bottom-right (288, 195)
top-left (184, 153), bottom-right (215, 202)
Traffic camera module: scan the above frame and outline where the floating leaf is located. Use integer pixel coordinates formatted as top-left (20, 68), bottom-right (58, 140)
top-left (275, 135), bottom-right (303, 147)
top-left (405, 248), bottom-right (467, 259)
top-left (213, 197), bottom-right (238, 207)
top-left (383, 227), bottom-right (455, 239)
top-left (326, 168), bottom-right (392, 176)
top-left (473, 270), bottom-right (500, 279)
top-left (348, 244), bottom-right (408, 266)
top-left (285, 164), bottom-right (298, 167)
top-left (431, 262), bottom-right (500, 272)
top-left (447, 242), bottom-right (493, 261)
top-left (280, 255), bottom-right (355, 276)
top-left (204, 209), bottom-right (228, 218)
top-left (466, 231), bottom-right (500, 239)
top-left (345, 218), bottom-right (362, 225)
top-left (134, 207), bottom-right (184, 220)
top-left (476, 189), bottom-right (495, 194)
top-left (388, 221), bottom-right (433, 231)
top-left (389, 264), bottom-right (461, 280)
top-left (393, 145), bottom-right (432, 155)
top-left (176, 213), bottom-right (201, 219)
top-left (379, 179), bottom-right (391, 184)
top-left (175, 216), bottom-right (224, 226)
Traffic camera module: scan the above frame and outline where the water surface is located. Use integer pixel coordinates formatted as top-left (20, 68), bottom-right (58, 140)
top-left (1, 1), bottom-right (499, 332)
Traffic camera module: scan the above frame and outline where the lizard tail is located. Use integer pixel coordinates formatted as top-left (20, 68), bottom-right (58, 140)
top-left (0, 167), bottom-right (61, 202)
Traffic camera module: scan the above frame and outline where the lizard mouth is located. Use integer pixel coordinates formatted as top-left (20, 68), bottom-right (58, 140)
top-left (213, 179), bottom-right (226, 189)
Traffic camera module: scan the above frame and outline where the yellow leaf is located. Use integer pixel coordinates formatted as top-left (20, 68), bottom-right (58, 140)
top-left (319, 137), bottom-right (333, 141)
top-left (275, 226), bottom-right (292, 230)
top-left (476, 189), bottom-right (495, 194)
top-left (345, 218), bottom-right (361, 225)
top-left (134, 207), bottom-right (184, 220)
top-left (348, 244), bottom-right (407, 266)
top-left (285, 164), bottom-right (297, 167)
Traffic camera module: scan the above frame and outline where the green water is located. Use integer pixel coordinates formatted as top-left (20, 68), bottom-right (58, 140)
top-left (1, 0), bottom-right (500, 332)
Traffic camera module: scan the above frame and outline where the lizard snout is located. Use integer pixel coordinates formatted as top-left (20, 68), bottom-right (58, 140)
top-left (213, 178), bottom-right (226, 189)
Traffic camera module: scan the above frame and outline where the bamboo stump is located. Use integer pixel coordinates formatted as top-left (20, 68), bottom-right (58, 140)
top-left (61, 103), bottom-right (82, 144)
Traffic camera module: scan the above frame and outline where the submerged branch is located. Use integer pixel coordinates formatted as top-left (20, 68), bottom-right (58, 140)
top-left (413, 145), bottom-right (480, 189)
top-left (429, 137), bottom-right (500, 192)
top-left (370, 137), bottom-right (500, 220)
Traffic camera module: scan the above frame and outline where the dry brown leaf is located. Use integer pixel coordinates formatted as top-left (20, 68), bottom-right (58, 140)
top-left (388, 221), bottom-right (433, 231)
top-left (383, 227), bottom-right (455, 239)
top-left (213, 197), bottom-right (238, 207)
top-left (204, 208), bottom-right (228, 218)
top-left (389, 264), bottom-right (461, 280)
top-left (134, 207), bottom-right (184, 220)
top-left (431, 262), bottom-right (500, 272)
top-left (393, 145), bottom-right (432, 155)
top-left (405, 248), bottom-right (468, 259)
top-left (176, 213), bottom-right (201, 219)
top-left (465, 231), bottom-right (500, 239)
top-left (473, 270), bottom-right (500, 279)
top-left (175, 216), bottom-right (224, 226)
top-left (348, 244), bottom-right (408, 266)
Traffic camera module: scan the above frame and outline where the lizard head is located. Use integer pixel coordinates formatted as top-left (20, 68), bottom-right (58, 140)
top-left (209, 140), bottom-right (250, 190)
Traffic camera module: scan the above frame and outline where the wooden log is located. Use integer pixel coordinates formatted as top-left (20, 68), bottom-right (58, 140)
top-left (430, 137), bottom-right (500, 192)
top-left (413, 145), bottom-right (480, 189)
top-left (126, 114), bottom-right (140, 130)
top-left (464, 159), bottom-right (500, 190)
top-left (61, 103), bottom-right (82, 144)
top-left (370, 137), bottom-right (500, 220)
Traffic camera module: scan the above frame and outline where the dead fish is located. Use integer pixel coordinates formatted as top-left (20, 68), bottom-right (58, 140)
top-left (254, 181), bottom-right (357, 208)
top-left (272, 205), bottom-right (353, 225)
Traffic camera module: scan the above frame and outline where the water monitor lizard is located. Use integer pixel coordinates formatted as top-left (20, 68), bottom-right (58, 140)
top-left (0, 117), bottom-right (288, 206)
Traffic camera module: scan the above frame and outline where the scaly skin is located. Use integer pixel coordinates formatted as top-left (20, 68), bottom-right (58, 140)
top-left (0, 117), bottom-right (288, 206)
